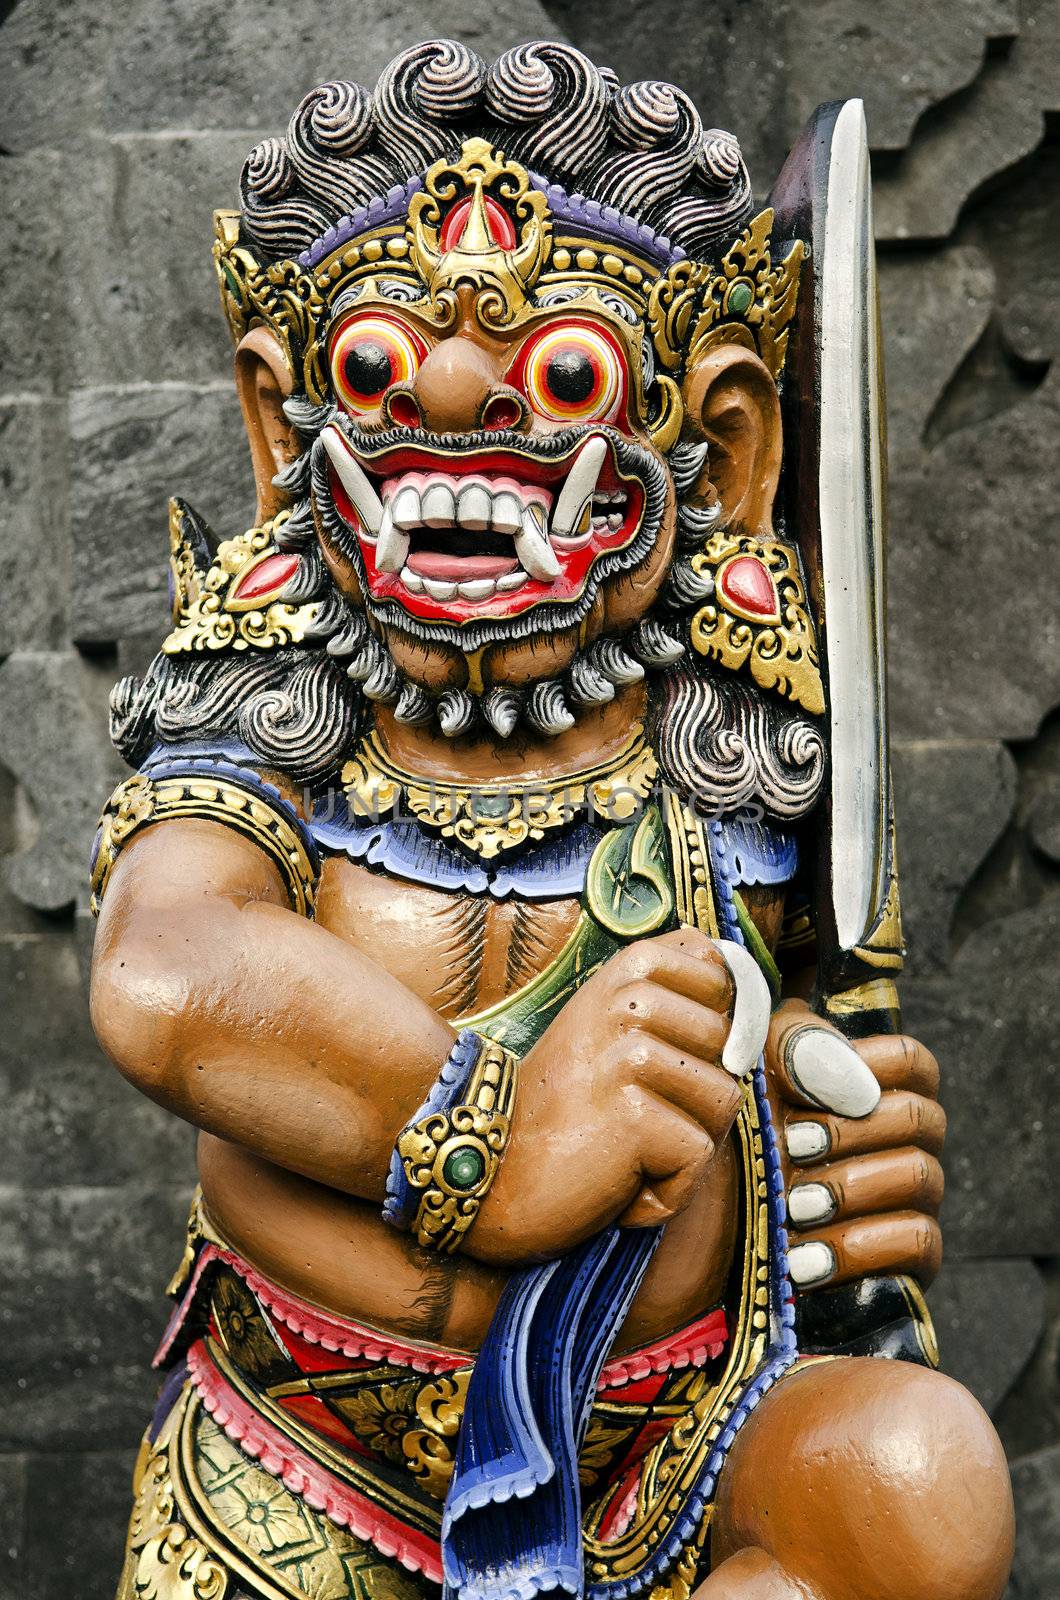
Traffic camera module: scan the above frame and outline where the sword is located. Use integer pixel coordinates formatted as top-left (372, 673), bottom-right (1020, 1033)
top-left (770, 99), bottom-right (904, 1041)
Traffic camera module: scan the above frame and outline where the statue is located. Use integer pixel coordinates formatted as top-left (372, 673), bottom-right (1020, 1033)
top-left (89, 41), bottom-right (1014, 1600)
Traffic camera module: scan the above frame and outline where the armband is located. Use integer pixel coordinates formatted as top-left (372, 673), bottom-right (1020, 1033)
top-left (383, 1029), bottom-right (518, 1254)
top-left (90, 766), bottom-right (319, 917)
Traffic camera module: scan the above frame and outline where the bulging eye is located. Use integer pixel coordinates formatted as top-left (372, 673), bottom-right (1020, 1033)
top-left (330, 313), bottom-right (425, 415)
top-left (518, 322), bottom-right (625, 423)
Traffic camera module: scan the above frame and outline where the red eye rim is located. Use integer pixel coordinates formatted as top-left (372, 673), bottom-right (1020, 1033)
top-left (329, 312), bottom-right (427, 415)
top-left (513, 319), bottom-right (628, 425)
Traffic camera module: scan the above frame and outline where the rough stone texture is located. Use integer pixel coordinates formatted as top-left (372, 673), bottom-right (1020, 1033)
top-left (929, 1258), bottom-right (1045, 1415)
top-left (0, 2), bottom-right (1056, 1594)
top-left (69, 383), bottom-right (255, 643)
top-left (1008, 1446), bottom-right (1060, 1598)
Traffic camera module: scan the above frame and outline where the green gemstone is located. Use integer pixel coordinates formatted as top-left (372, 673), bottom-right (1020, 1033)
top-left (443, 1146), bottom-right (486, 1191)
top-left (471, 792), bottom-right (510, 819)
top-left (727, 281), bottom-right (753, 315)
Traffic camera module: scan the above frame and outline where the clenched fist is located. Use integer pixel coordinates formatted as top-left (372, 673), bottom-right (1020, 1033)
top-left (470, 929), bottom-right (770, 1265)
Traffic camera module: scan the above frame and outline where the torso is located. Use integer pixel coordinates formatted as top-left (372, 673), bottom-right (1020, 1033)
top-left (200, 853), bottom-right (780, 1355)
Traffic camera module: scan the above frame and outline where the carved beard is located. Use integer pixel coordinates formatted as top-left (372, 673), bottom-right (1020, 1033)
top-left (111, 398), bottom-right (825, 821)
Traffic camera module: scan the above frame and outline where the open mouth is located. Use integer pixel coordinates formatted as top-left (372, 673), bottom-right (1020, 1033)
top-left (319, 425), bottom-right (645, 622)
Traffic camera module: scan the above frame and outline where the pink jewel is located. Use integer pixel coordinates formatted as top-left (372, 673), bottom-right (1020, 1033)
top-left (718, 555), bottom-right (781, 622)
top-left (232, 551), bottom-right (301, 603)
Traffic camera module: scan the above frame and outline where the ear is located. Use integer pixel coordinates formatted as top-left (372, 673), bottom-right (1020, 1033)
top-left (235, 326), bottom-right (298, 525)
top-left (681, 343), bottom-right (782, 536)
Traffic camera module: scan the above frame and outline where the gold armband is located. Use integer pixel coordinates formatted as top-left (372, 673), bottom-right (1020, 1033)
top-left (90, 769), bottom-right (319, 917)
top-left (395, 1037), bottom-right (518, 1254)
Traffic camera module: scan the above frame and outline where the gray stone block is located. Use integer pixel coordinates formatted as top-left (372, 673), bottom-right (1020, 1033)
top-left (931, 1257), bottom-right (1044, 1414)
top-left (0, 150), bottom-right (66, 392)
top-left (0, 0), bottom-right (562, 150)
top-left (68, 383), bottom-right (256, 644)
top-left (874, 11), bottom-right (1059, 242)
top-left (0, 920), bottom-right (197, 1189)
top-left (892, 739), bottom-right (1016, 974)
top-left (879, 245), bottom-right (995, 455)
top-left (0, 1455), bottom-right (27, 1600)
top-left (0, 1184), bottom-right (192, 1452)
top-left (1007, 1445), bottom-right (1060, 1599)
top-left (887, 365), bottom-right (1060, 741)
top-left (0, 400), bottom-right (69, 656)
top-left (64, 133), bottom-right (255, 389)
top-left (903, 896), bottom-right (1060, 1257)
top-left (21, 1450), bottom-right (135, 1600)
top-left (0, 651), bottom-right (119, 913)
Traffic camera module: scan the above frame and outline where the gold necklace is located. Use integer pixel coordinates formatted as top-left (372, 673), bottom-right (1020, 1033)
top-left (341, 723), bottom-right (658, 861)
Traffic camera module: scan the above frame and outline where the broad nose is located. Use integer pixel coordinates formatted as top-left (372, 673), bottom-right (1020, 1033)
top-left (398, 333), bottom-right (527, 434)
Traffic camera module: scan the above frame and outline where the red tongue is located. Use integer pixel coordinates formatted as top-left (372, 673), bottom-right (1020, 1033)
top-left (406, 551), bottom-right (520, 580)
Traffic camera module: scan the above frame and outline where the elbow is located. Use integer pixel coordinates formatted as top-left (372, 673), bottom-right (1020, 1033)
top-left (90, 932), bottom-right (194, 1100)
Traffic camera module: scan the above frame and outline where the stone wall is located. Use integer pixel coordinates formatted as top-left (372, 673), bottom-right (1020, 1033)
top-left (0, 1), bottom-right (1056, 1592)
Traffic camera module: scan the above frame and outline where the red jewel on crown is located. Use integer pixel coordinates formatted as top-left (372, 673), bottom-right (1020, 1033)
top-left (716, 555), bottom-right (781, 625)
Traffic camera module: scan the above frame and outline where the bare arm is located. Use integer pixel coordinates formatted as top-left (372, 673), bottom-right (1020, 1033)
top-left (90, 816), bottom-right (456, 1199)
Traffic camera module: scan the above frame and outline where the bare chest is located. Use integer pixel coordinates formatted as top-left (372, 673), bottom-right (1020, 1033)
top-left (314, 855), bottom-right (582, 1019)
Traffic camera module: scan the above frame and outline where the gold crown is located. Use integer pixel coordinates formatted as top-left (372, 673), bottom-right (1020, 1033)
top-left (213, 139), bottom-right (803, 404)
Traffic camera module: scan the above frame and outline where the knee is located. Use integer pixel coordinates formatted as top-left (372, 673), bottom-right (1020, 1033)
top-left (713, 1357), bottom-right (1014, 1600)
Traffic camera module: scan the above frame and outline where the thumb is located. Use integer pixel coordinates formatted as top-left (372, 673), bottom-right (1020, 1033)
top-left (767, 1000), bottom-right (881, 1119)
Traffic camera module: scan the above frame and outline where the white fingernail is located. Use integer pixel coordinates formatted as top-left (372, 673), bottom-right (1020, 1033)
top-left (788, 1182), bottom-right (836, 1226)
top-left (785, 1121), bottom-right (830, 1161)
top-left (715, 939), bottom-right (772, 1078)
top-left (786, 1028), bottom-right (881, 1118)
top-left (788, 1241), bottom-right (836, 1286)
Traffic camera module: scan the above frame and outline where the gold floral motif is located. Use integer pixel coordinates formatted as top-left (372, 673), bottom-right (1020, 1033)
top-left (90, 773), bottom-right (157, 914)
top-left (333, 1368), bottom-right (472, 1500)
top-left (689, 529), bottom-right (824, 715)
top-left (648, 208), bottom-right (804, 380)
top-left (211, 1269), bottom-right (289, 1383)
top-left (407, 138), bottom-right (552, 328)
top-left (341, 724), bottom-right (658, 861)
top-left (397, 1037), bottom-right (519, 1254)
top-left (127, 1525), bottom-right (229, 1600)
top-left (163, 514), bottom-right (322, 657)
top-left (91, 772), bottom-right (318, 917)
top-left (214, 211), bottom-right (328, 402)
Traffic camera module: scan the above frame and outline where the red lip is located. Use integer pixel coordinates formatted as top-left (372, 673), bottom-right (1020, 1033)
top-left (324, 439), bottom-right (645, 624)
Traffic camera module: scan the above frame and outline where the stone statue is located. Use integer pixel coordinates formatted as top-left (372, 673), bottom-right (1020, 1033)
top-left (89, 40), bottom-right (1014, 1600)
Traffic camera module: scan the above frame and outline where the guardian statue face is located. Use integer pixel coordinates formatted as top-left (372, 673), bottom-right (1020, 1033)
top-left (207, 45), bottom-right (816, 751)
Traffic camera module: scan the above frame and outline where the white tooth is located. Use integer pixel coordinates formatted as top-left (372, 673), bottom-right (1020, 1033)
top-left (457, 483), bottom-right (492, 530)
top-left (391, 485), bottom-right (422, 530)
top-left (376, 505), bottom-right (410, 573)
top-left (421, 481), bottom-right (456, 526)
top-left (490, 492), bottom-right (523, 535)
top-left (321, 427), bottom-right (384, 534)
top-left (551, 436), bottom-right (608, 537)
top-left (497, 569), bottom-right (527, 591)
top-left (608, 513), bottom-right (623, 529)
top-left (515, 507), bottom-right (561, 582)
top-left (458, 578), bottom-right (497, 600)
top-left (401, 566), bottom-right (424, 593)
top-left (423, 577), bottom-right (458, 600)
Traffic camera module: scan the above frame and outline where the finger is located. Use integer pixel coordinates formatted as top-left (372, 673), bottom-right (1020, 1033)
top-left (787, 1212), bottom-right (943, 1290)
top-left (623, 1037), bottom-right (744, 1144)
top-left (647, 948), bottom-right (735, 1013)
top-left (620, 1085), bottom-right (719, 1225)
top-left (853, 1034), bottom-right (940, 1098)
top-left (714, 940), bottom-right (771, 1077)
top-left (769, 1009), bottom-right (881, 1118)
top-left (784, 1091), bottom-right (947, 1165)
top-left (625, 929), bottom-right (735, 1012)
top-left (621, 980), bottom-right (729, 1061)
top-left (787, 1147), bottom-right (945, 1230)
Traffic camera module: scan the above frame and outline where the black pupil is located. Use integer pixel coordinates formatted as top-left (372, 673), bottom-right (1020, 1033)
top-left (545, 349), bottom-right (596, 404)
top-left (343, 341), bottom-right (393, 398)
